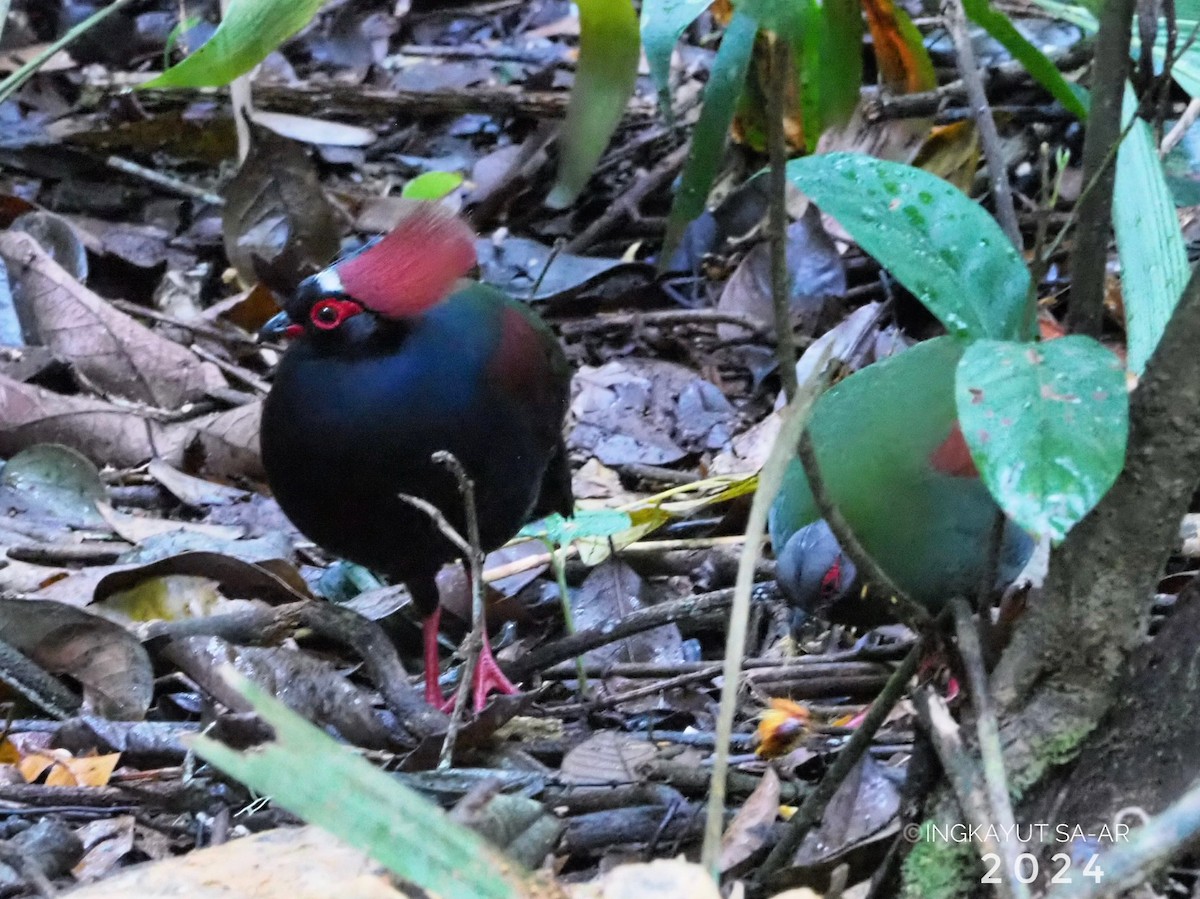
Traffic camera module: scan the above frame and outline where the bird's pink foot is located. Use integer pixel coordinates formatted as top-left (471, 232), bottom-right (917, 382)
top-left (470, 636), bottom-right (519, 712)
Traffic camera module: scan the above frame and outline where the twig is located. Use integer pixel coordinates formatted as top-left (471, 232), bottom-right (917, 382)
top-left (0, 637), bottom-right (80, 720)
top-left (398, 451), bottom-right (483, 770)
top-left (911, 685), bottom-right (1019, 895)
top-left (699, 354), bottom-right (832, 878)
top-left (109, 298), bottom-right (260, 348)
top-left (951, 598), bottom-right (1029, 899)
top-left (1160, 96), bottom-right (1200, 156)
top-left (0, 0), bottom-right (137, 105)
top-left (105, 155), bottom-right (224, 205)
top-left (1066, 0), bottom-right (1137, 336)
top-left (1043, 783), bottom-right (1200, 898)
top-left (557, 308), bottom-right (770, 338)
top-left (505, 589), bottom-right (736, 682)
top-left (433, 454), bottom-right (484, 770)
top-left (219, 0), bottom-right (251, 163)
top-left (766, 33), bottom-right (799, 400)
top-left (563, 144), bottom-right (689, 254)
top-left (940, 0), bottom-right (1022, 249)
top-left (190, 344), bottom-right (271, 394)
top-left (757, 641), bottom-right (924, 878)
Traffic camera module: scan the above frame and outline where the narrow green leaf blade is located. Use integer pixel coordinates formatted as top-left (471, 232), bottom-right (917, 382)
top-left (640, 0), bottom-right (711, 114)
top-left (961, 0), bottom-right (1087, 119)
top-left (661, 9), bottom-right (759, 263)
top-left (956, 337), bottom-right (1128, 542)
top-left (193, 672), bottom-right (529, 899)
top-left (813, 0), bottom-right (865, 133)
top-left (546, 0), bottom-right (640, 209)
top-left (142, 0), bottom-right (325, 89)
top-left (1114, 83), bottom-right (1189, 374)
top-left (786, 153), bottom-right (1032, 341)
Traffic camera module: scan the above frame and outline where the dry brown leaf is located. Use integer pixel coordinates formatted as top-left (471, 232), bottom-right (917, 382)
top-left (0, 374), bottom-right (187, 467)
top-left (73, 815), bottom-right (137, 882)
top-left (0, 598), bottom-right (153, 719)
top-left (0, 231), bottom-right (225, 408)
top-left (560, 731), bottom-right (657, 784)
top-left (65, 825), bottom-right (412, 899)
top-left (95, 501), bottom-right (245, 544)
top-left (719, 767), bottom-right (781, 872)
top-left (184, 400), bottom-right (264, 480)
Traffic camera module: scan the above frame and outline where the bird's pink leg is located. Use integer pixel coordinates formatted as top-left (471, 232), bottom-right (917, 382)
top-left (470, 632), bottom-right (518, 712)
top-left (422, 607), bottom-right (447, 707)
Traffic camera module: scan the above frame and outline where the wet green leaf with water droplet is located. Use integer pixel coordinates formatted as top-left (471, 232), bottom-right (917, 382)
top-left (786, 153), bottom-right (1032, 341)
top-left (956, 336), bottom-right (1128, 542)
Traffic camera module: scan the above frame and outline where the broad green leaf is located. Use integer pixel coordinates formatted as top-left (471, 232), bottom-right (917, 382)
top-left (193, 672), bottom-right (529, 899)
top-left (142, 0), bottom-right (325, 88)
top-left (770, 337), bottom-right (1019, 608)
top-left (640, 0), bottom-right (711, 116)
top-left (401, 171), bottom-right (464, 201)
top-left (661, 9), bottom-right (759, 263)
top-left (961, 0), bottom-right (1087, 119)
top-left (956, 337), bottom-right (1128, 542)
top-left (787, 153), bottom-right (1032, 341)
top-left (1115, 83), bottom-right (1189, 374)
top-left (546, 0), bottom-right (640, 209)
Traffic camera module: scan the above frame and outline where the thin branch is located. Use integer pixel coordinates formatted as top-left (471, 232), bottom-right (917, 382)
top-left (940, 0), bottom-right (1022, 249)
top-left (1066, 0), bottom-right (1137, 336)
top-left (951, 598), bottom-right (1029, 899)
top-left (699, 354), bottom-right (832, 878)
top-left (767, 33), bottom-right (799, 400)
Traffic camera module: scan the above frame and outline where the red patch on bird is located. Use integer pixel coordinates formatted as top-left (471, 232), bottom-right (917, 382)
top-left (334, 204), bottom-right (476, 318)
top-left (488, 307), bottom-right (547, 395)
top-left (929, 422), bottom-right (979, 478)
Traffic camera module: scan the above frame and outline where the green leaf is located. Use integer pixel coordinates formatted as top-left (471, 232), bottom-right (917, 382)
top-left (661, 9), bottom-right (759, 263)
top-left (812, 0), bottom-right (865, 134)
top-left (961, 0), bottom-right (1087, 119)
top-left (141, 0), bottom-right (326, 89)
top-left (956, 337), bottom-right (1128, 542)
top-left (193, 671), bottom-right (531, 899)
top-left (786, 153), bottom-right (1032, 341)
top-left (546, 0), bottom-right (640, 209)
top-left (1114, 83), bottom-right (1189, 374)
top-left (640, 0), bottom-right (711, 117)
top-left (518, 509), bottom-right (633, 546)
top-left (400, 171), bottom-right (464, 201)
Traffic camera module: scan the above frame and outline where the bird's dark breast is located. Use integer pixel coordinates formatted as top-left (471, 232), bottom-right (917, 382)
top-left (261, 317), bottom-right (558, 596)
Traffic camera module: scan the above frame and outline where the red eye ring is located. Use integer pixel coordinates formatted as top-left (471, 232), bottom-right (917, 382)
top-left (309, 298), bottom-right (363, 331)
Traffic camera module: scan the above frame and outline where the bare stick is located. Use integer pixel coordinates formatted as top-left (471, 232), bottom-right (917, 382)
top-left (951, 598), bottom-right (1029, 899)
top-left (699, 353), bottom-right (831, 878)
top-left (941, 0), bottom-right (1021, 250)
top-left (767, 33), bottom-right (799, 400)
top-left (396, 451), bottom-right (485, 770)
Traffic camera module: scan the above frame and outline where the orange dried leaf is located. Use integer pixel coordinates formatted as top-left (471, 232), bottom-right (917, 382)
top-left (861, 0), bottom-right (936, 94)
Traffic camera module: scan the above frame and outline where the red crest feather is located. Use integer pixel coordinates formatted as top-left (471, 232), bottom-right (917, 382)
top-left (333, 204), bottom-right (477, 318)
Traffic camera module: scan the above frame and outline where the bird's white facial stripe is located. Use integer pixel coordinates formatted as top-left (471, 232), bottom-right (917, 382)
top-left (314, 268), bottom-right (344, 295)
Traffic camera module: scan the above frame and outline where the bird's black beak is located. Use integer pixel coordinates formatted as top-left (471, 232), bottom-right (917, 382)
top-left (258, 311), bottom-right (294, 341)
